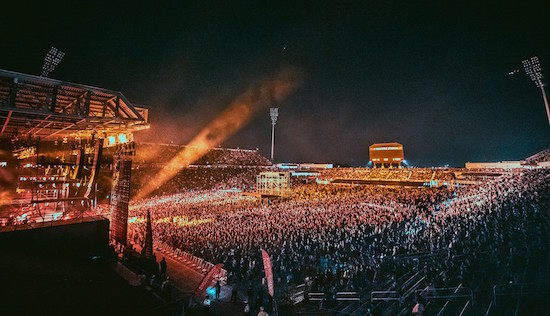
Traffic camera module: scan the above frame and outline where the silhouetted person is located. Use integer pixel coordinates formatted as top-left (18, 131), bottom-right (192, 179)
top-left (160, 257), bottom-right (167, 279)
top-left (215, 280), bottom-right (221, 301)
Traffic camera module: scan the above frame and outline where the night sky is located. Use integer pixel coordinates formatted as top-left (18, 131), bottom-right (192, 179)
top-left (1, 1), bottom-right (549, 167)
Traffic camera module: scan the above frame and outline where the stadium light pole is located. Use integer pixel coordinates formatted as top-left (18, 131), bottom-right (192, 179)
top-left (270, 108), bottom-right (278, 162)
top-left (41, 46), bottom-right (65, 77)
top-left (523, 56), bottom-right (550, 126)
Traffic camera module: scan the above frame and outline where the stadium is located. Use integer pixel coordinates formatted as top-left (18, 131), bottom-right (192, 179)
top-left (1, 68), bottom-right (549, 316)
top-left (1, 3), bottom-right (550, 316)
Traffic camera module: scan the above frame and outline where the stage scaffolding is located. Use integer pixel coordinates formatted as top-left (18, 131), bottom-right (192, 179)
top-left (257, 171), bottom-right (290, 197)
top-left (0, 68), bottom-right (148, 244)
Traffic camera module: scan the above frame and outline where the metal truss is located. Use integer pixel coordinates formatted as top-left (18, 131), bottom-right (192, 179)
top-left (0, 69), bottom-right (149, 139)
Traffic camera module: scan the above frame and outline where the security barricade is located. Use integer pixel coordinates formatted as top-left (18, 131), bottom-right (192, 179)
top-left (154, 241), bottom-right (227, 284)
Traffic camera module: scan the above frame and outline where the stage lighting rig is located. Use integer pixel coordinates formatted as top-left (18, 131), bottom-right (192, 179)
top-left (523, 56), bottom-right (550, 126)
top-left (41, 46), bottom-right (65, 77)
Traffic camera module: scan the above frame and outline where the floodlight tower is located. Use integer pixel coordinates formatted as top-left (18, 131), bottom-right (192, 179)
top-left (41, 46), bottom-right (65, 77)
top-left (270, 108), bottom-right (279, 162)
top-left (523, 56), bottom-right (550, 126)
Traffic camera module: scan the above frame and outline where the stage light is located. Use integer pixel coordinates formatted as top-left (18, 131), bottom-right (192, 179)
top-left (118, 133), bottom-right (127, 143)
top-left (108, 135), bottom-right (116, 146)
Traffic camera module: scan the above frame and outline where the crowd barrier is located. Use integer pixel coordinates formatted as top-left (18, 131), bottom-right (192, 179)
top-left (335, 291), bottom-right (360, 301)
top-left (289, 284), bottom-right (359, 305)
top-left (289, 283), bottom-right (305, 304)
top-left (371, 290), bottom-right (400, 302)
top-left (154, 241), bottom-right (227, 284)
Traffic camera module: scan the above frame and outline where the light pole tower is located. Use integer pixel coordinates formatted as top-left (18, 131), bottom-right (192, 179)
top-left (270, 108), bottom-right (278, 162)
top-left (41, 47), bottom-right (65, 77)
top-left (523, 56), bottom-right (550, 126)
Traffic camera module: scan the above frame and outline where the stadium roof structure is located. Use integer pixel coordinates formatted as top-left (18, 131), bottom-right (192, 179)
top-left (0, 69), bottom-right (149, 140)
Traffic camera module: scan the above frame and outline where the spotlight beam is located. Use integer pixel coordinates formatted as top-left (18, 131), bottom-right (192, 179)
top-left (135, 68), bottom-right (301, 200)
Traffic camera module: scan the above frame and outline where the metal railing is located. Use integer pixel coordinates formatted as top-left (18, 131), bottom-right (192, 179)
top-left (289, 287), bottom-right (359, 305)
top-left (289, 283), bottom-right (306, 304)
top-left (434, 284), bottom-right (472, 316)
top-left (371, 290), bottom-right (400, 302)
top-left (415, 285), bottom-right (473, 304)
top-left (154, 242), bottom-right (227, 284)
top-left (484, 300), bottom-right (493, 316)
top-left (458, 300), bottom-right (471, 316)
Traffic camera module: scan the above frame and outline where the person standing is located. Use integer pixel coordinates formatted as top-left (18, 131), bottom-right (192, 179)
top-left (160, 257), bottom-right (167, 279)
top-left (215, 280), bottom-right (221, 301)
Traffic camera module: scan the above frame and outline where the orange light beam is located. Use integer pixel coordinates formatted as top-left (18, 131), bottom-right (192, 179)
top-left (135, 68), bottom-right (301, 200)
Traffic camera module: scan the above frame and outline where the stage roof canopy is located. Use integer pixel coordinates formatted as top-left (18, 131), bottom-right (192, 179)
top-left (0, 69), bottom-right (149, 140)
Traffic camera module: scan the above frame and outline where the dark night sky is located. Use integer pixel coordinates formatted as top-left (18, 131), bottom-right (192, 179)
top-left (1, 1), bottom-right (549, 166)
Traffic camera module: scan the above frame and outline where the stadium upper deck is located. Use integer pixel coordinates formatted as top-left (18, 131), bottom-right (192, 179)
top-left (133, 143), bottom-right (272, 167)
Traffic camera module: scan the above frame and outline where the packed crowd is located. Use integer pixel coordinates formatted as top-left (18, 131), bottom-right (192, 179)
top-left (130, 166), bottom-right (263, 198)
top-left (130, 143), bottom-right (272, 198)
top-left (193, 148), bottom-right (272, 166)
top-left (321, 167), bottom-right (456, 182)
top-left (134, 143), bottom-right (271, 167)
top-left (525, 147), bottom-right (550, 164)
top-left (128, 167), bottom-right (550, 313)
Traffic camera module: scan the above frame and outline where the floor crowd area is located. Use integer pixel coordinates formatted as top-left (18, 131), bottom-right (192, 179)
top-left (128, 168), bottom-right (550, 315)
